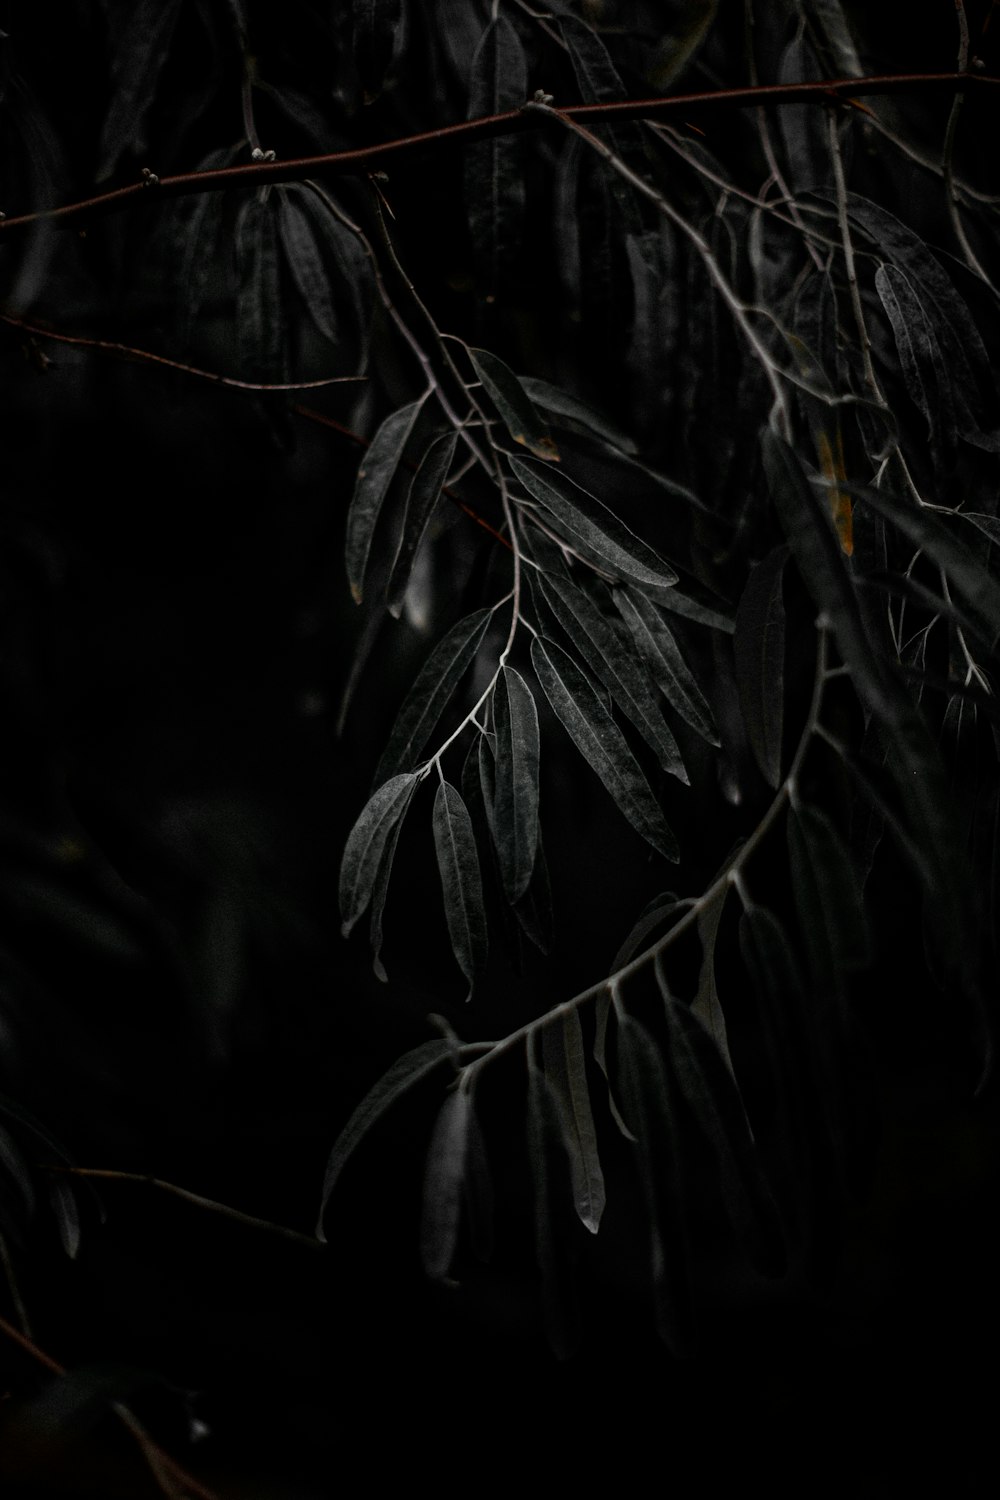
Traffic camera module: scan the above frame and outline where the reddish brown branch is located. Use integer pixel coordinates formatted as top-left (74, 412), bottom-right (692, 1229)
top-left (0, 72), bottom-right (995, 239)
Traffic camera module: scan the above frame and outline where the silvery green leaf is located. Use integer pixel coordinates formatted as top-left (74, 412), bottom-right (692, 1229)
top-left (421, 1086), bottom-right (472, 1281)
top-left (339, 773), bottom-right (420, 937)
top-left (375, 608), bottom-right (493, 783)
top-left (518, 377), bottom-right (638, 454)
top-left (432, 781), bottom-right (487, 998)
top-left (464, 18), bottom-right (528, 297)
top-left (613, 587), bottom-right (719, 745)
top-left (469, 348), bottom-right (559, 460)
top-left (733, 545), bottom-right (788, 788)
top-left (492, 666), bottom-right (541, 903)
top-left (541, 1010), bottom-right (606, 1234)
top-left (345, 398), bottom-right (426, 604)
top-left (316, 1038), bottom-right (455, 1236)
top-left (277, 187), bottom-right (338, 342)
top-left (512, 457), bottom-right (678, 591)
top-left (387, 430), bottom-right (457, 619)
top-left (531, 636), bottom-right (679, 861)
top-left (535, 570), bottom-right (687, 781)
top-left (236, 191), bottom-right (286, 384)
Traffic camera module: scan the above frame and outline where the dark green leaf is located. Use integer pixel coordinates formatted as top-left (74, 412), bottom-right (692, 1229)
top-left (277, 188), bottom-right (338, 342)
top-left (387, 430), bottom-right (457, 618)
top-left (690, 883), bottom-right (735, 1080)
top-left (48, 1175), bottom-right (81, 1260)
top-left (375, 608), bottom-right (493, 783)
top-left (541, 1010), bottom-right (606, 1234)
top-left (518, 376), bottom-right (638, 454)
top-left (492, 666), bottom-right (541, 902)
top-left (512, 457), bottom-right (678, 591)
top-left (615, 1012), bottom-right (696, 1356)
top-left (593, 988), bottom-right (637, 1142)
top-left (957, 512), bottom-right (1000, 546)
top-left (339, 772), bottom-right (420, 937)
top-left (98, 0), bottom-right (183, 177)
top-left (733, 545), bottom-right (788, 788)
top-left (464, 18), bottom-right (528, 296)
top-left (613, 587), bottom-right (719, 745)
top-left (531, 637), bottom-right (679, 861)
top-left (432, 781), bottom-right (488, 998)
top-left (611, 893), bottom-right (690, 969)
top-left (345, 398), bottom-right (426, 604)
top-left (421, 1085), bottom-right (472, 1281)
top-left (469, 348), bottom-right (559, 460)
top-left (236, 190), bottom-right (286, 384)
top-left (534, 568), bottom-right (687, 780)
top-left (316, 1039), bottom-right (455, 1236)
top-left (789, 802), bottom-right (872, 974)
top-left (874, 263), bottom-right (955, 452)
top-left (352, 0), bottom-right (405, 102)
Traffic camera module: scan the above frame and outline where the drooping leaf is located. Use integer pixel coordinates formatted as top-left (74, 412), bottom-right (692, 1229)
top-left (518, 376), bottom-right (638, 454)
top-left (733, 545), bottom-right (788, 788)
top-left (809, 0), bottom-right (863, 76)
top-left (593, 987), bottom-right (637, 1142)
top-left (957, 512), bottom-right (1000, 547)
top-left (464, 18), bottom-right (528, 296)
top-left (690, 882), bottom-right (736, 1080)
top-left (613, 587), bottom-right (719, 745)
top-left (469, 348), bottom-right (559, 460)
top-left (665, 996), bottom-right (784, 1275)
top-left (777, 31), bottom-right (826, 193)
top-left (48, 1174), bottom-right (81, 1260)
top-left (648, 0), bottom-right (719, 89)
top-left (420, 1085), bottom-right (472, 1281)
top-left (615, 1011), bottom-right (696, 1356)
top-left (374, 608), bottom-right (493, 783)
top-left (462, 1100), bottom-right (495, 1263)
top-left (352, 0), bottom-right (405, 102)
top-left (541, 1009), bottom-right (606, 1234)
top-left (531, 636), bottom-right (679, 861)
top-left (611, 892), bottom-right (690, 969)
top-left (236, 190), bottom-right (286, 384)
top-left (558, 11), bottom-right (647, 229)
top-left (534, 568), bottom-right (687, 781)
top-left (492, 666), bottom-right (541, 903)
top-left (339, 772), bottom-right (421, 937)
top-left (345, 398), bottom-right (427, 604)
top-left (789, 802), bottom-right (872, 974)
top-left (170, 145), bottom-right (240, 353)
top-left (526, 1044), bottom-right (581, 1359)
top-left (368, 789), bottom-right (411, 983)
top-left (432, 781), bottom-right (488, 998)
top-left (387, 430), bottom-right (457, 618)
top-left (277, 187), bottom-right (338, 342)
top-left (512, 457), bottom-right (678, 591)
top-left (656, 588), bottom-right (735, 634)
top-left (98, 0), bottom-right (184, 178)
top-left (316, 1039), bottom-right (455, 1236)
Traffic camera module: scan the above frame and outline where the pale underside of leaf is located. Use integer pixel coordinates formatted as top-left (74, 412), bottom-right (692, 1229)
top-left (345, 398), bottom-right (426, 603)
top-left (278, 188), bottom-right (338, 342)
top-left (432, 781), bottom-right (488, 999)
top-left (339, 772), bottom-right (420, 937)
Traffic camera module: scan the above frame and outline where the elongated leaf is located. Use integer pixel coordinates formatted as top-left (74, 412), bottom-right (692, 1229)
top-left (558, 12), bottom-right (646, 229)
top-left (368, 789), bottom-right (412, 983)
top-left (613, 587), bottom-right (718, 745)
top-left (492, 666), bottom-right (541, 902)
top-left (690, 882), bottom-right (735, 1080)
top-left (665, 997), bottom-right (784, 1274)
top-left (387, 430), bottom-right (457, 618)
top-left (593, 987), bottom-right (637, 1141)
top-left (432, 782), bottom-right (487, 998)
top-left (810, 0), bottom-right (863, 76)
top-left (526, 1048), bottom-right (581, 1359)
top-left (531, 637), bottom-right (679, 860)
top-left (874, 262), bottom-right (942, 435)
top-left (345, 399), bottom-right (426, 603)
top-left (469, 348), bottom-right (558, 460)
top-left (171, 145), bottom-right (239, 352)
top-left (518, 376), bottom-right (638, 454)
top-left (957, 512), bottom-right (1000, 546)
top-left (789, 802), bottom-right (872, 974)
top-left (339, 773), bottom-right (420, 937)
top-left (535, 569), bottom-right (687, 780)
top-left (0, 1121), bottom-right (35, 1223)
top-left (615, 1012), bottom-right (696, 1356)
top-left (98, 0), bottom-right (183, 177)
top-left (316, 1039), bottom-right (455, 1235)
top-left (541, 1010), bottom-right (606, 1233)
top-left (352, 0), bottom-right (405, 101)
top-left (733, 545), bottom-right (788, 787)
top-left (236, 191), bottom-right (286, 384)
top-left (464, 17), bottom-right (528, 296)
top-left (612, 893), bottom-right (689, 969)
top-left (420, 1086), bottom-right (472, 1281)
top-left (277, 188), bottom-right (338, 342)
top-left (374, 608), bottom-right (493, 783)
top-left (512, 457), bottom-right (678, 590)
top-left (649, 0), bottom-right (719, 88)
top-left (48, 1175), bottom-right (81, 1260)
top-left (463, 1101), bottom-right (495, 1263)
top-left (656, 588), bottom-right (735, 634)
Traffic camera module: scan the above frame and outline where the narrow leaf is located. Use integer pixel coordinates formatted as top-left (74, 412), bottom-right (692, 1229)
top-left (526, 1047), bottom-right (581, 1359)
top-left (512, 457), bottom-right (678, 591)
top-left (464, 16), bottom-right (528, 295)
top-left (470, 348), bottom-right (558, 460)
top-left (345, 399), bottom-right (426, 603)
top-left (532, 636), bottom-right (679, 861)
top-left (535, 569), bottom-right (687, 780)
top-left (432, 782), bottom-right (488, 998)
top-left (593, 988), bottom-right (637, 1141)
top-left (421, 1086), bottom-right (472, 1281)
top-left (690, 883), bottom-right (736, 1081)
top-left (98, 0), bottom-right (183, 178)
top-left (277, 188), bottom-right (338, 342)
top-left (352, 0), bottom-right (405, 102)
top-left (518, 376), bottom-right (638, 454)
top-left (613, 587), bottom-right (718, 745)
top-left (733, 545), bottom-right (788, 788)
top-left (339, 773), bottom-right (420, 937)
top-left (316, 1039), bottom-right (455, 1236)
top-left (374, 608), bottom-right (493, 783)
top-left (541, 1010), bottom-right (606, 1234)
top-left (48, 1175), bottom-right (81, 1260)
top-left (236, 192), bottom-right (286, 384)
top-left (387, 430), bottom-right (457, 618)
top-left (492, 666), bottom-right (541, 902)
top-left (789, 802), bottom-right (872, 974)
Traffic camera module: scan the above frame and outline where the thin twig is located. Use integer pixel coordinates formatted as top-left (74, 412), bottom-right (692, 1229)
top-left (0, 74), bottom-right (996, 238)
